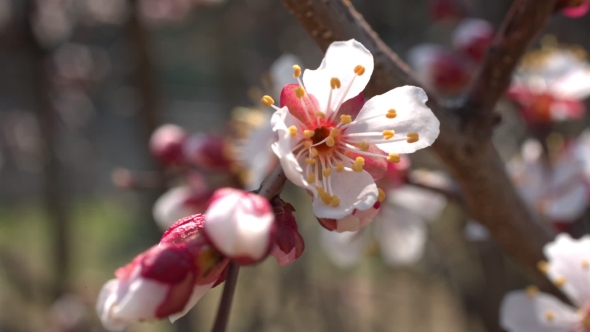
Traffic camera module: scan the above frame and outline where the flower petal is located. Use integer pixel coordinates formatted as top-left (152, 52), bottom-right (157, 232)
top-left (387, 185), bottom-right (446, 222)
top-left (551, 69), bottom-right (590, 100)
top-left (347, 86), bottom-right (440, 154)
top-left (168, 282), bottom-right (215, 323)
top-left (563, 3), bottom-right (590, 17)
top-left (320, 229), bottom-right (366, 268)
top-left (311, 169), bottom-right (378, 219)
top-left (111, 278), bottom-right (168, 321)
top-left (269, 54), bottom-right (301, 97)
top-left (375, 206), bottom-right (427, 266)
top-left (279, 84), bottom-right (321, 127)
top-left (271, 107), bottom-right (308, 188)
top-left (543, 234), bottom-right (590, 307)
top-left (302, 39), bottom-right (374, 116)
top-left (97, 279), bottom-right (128, 332)
top-left (500, 291), bottom-right (578, 332)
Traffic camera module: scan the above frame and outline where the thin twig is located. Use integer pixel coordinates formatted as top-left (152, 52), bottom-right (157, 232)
top-left (211, 262), bottom-right (240, 332)
top-left (280, 0), bottom-right (566, 301)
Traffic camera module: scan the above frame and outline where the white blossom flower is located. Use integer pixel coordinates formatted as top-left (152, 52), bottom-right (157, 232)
top-left (508, 45), bottom-right (590, 123)
top-left (407, 44), bottom-right (471, 94)
top-left (451, 18), bottom-right (494, 63)
top-left (266, 39), bottom-right (440, 221)
top-left (508, 139), bottom-right (587, 223)
top-left (500, 234), bottom-right (590, 332)
top-left (321, 184), bottom-right (446, 267)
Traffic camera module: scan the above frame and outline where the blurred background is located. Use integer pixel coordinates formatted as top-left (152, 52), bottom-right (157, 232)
top-left (1, 0), bottom-right (590, 331)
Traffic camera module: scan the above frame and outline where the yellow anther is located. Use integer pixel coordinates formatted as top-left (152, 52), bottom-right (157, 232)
top-left (305, 158), bottom-right (316, 165)
top-left (538, 260), bottom-right (549, 273)
top-left (288, 126), bottom-right (298, 137)
top-left (293, 65), bottom-right (301, 78)
top-left (323, 168), bottom-right (332, 178)
top-left (310, 148), bottom-right (319, 158)
top-left (304, 130), bottom-right (315, 138)
top-left (340, 114), bottom-right (352, 124)
top-left (378, 188), bottom-right (386, 202)
top-left (261, 95), bottom-right (275, 107)
top-left (387, 153), bottom-right (400, 163)
top-left (307, 172), bottom-right (316, 183)
top-left (330, 195), bottom-right (341, 207)
top-left (554, 276), bottom-right (566, 287)
top-left (316, 187), bottom-right (331, 204)
top-left (329, 128), bottom-right (341, 137)
top-left (352, 157), bottom-right (365, 173)
top-left (359, 141), bottom-right (370, 151)
top-left (354, 65), bottom-right (366, 76)
top-left (295, 86), bottom-right (306, 98)
top-left (545, 310), bottom-right (555, 322)
top-left (383, 130), bottom-right (395, 140)
top-left (355, 157), bottom-right (365, 165)
top-left (336, 161), bottom-right (344, 172)
top-left (386, 109), bottom-right (397, 119)
top-left (330, 77), bottom-right (341, 89)
top-left (407, 132), bottom-right (419, 143)
top-left (326, 137), bottom-right (335, 147)
top-left (304, 141), bottom-right (312, 149)
top-left (525, 285), bottom-right (538, 297)
top-left (583, 259), bottom-right (589, 269)
top-left (315, 111), bottom-right (326, 119)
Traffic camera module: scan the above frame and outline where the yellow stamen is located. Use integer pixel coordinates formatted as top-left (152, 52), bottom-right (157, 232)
top-left (295, 86), bottom-right (306, 98)
top-left (307, 172), bottom-right (316, 183)
top-left (359, 141), bottom-right (370, 151)
top-left (304, 130), bottom-right (315, 138)
top-left (354, 65), bottom-right (365, 76)
top-left (326, 137), bottom-right (335, 147)
top-left (330, 77), bottom-right (341, 89)
top-left (261, 95), bottom-right (274, 107)
top-left (545, 310), bottom-right (555, 322)
top-left (340, 114), bottom-right (352, 124)
top-left (538, 260), bottom-right (549, 273)
top-left (378, 188), bottom-right (386, 202)
top-left (315, 111), bottom-right (326, 119)
top-left (355, 157), bottom-right (365, 165)
top-left (304, 141), bottom-right (312, 149)
top-left (336, 161), bottom-right (344, 172)
top-left (387, 153), bottom-right (400, 163)
top-left (330, 195), bottom-right (341, 207)
top-left (310, 148), bottom-right (319, 158)
top-left (386, 109), bottom-right (397, 119)
top-left (383, 130), bottom-right (395, 140)
top-left (288, 126), bottom-right (297, 137)
top-left (525, 285), bottom-right (538, 297)
top-left (293, 65), bottom-right (301, 78)
top-left (407, 132), bottom-right (419, 143)
top-left (316, 187), bottom-right (331, 204)
top-left (323, 168), bottom-right (332, 178)
top-left (554, 276), bottom-right (566, 287)
top-left (352, 157), bottom-right (365, 173)
top-left (329, 128), bottom-right (341, 137)
top-left (583, 259), bottom-right (589, 269)
top-left (305, 158), bottom-right (316, 165)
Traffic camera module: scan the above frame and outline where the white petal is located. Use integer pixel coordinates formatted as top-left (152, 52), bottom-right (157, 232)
top-left (302, 39), bottom-right (374, 115)
top-left (238, 119), bottom-right (277, 190)
top-left (111, 278), bottom-right (168, 321)
top-left (347, 86), bottom-right (440, 154)
top-left (463, 221), bottom-right (490, 242)
top-left (451, 19), bottom-right (494, 50)
top-left (387, 185), bottom-right (446, 222)
top-left (320, 229), bottom-right (366, 268)
top-left (271, 107), bottom-right (307, 188)
top-left (269, 54), bottom-right (301, 96)
top-left (311, 169), bottom-right (378, 219)
top-left (169, 282), bottom-right (215, 323)
top-left (152, 187), bottom-right (200, 230)
top-left (543, 234), bottom-right (590, 307)
top-left (544, 183), bottom-right (587, 221)
top-left (407, 44), bottom-right (443, 87)
top-left (500, 291), bottom-right (578, 332)
top-left (205, 189), bottom-right (274, 262)
top-left (96, 279), bottom-right (128, 332)
top-left (375, 206), bottom-right (427, 266)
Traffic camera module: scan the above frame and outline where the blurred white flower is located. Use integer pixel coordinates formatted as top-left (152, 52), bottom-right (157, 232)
top-left (501, 234), bottom-right (590, 332)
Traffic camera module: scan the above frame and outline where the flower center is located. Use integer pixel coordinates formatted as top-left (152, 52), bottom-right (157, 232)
top-left (312, 126), bottom-right (333, 152)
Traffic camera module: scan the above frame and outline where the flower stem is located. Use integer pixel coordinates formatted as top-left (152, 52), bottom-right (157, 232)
top-left (211, 262), bottom-right (240, 332)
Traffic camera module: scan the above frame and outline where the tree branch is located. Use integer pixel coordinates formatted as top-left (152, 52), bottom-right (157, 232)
top-left (281, 0), bottom-right (565, 300)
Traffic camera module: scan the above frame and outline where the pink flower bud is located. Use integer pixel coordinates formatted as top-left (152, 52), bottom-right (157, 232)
top-left (97, 215), bottom-right (228, 331)
top-left (204, 188), bottom-right (275, 265)
top-left (557, 0), bottom-right (590, 17)
top-left (452, 19), bottom-right (494, 63)
top-left (149, 124), bottom-right (188, 166)
top-left (317, 201), bottom-right (381, 233)
top-left (183, 133), bottom-right (233, 171)
top-left (408, 45), bottom-right (470, 95)
top-left (429, 0), bottom-right (464, 22)
top-left (153, 186), bottom-right (212, 230)
top-left (270, 197), bottom-right (305, 266)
